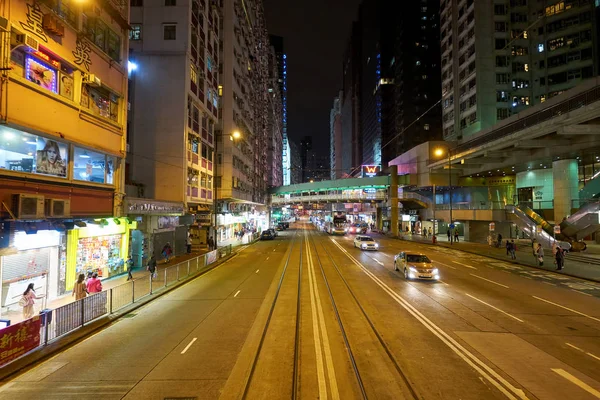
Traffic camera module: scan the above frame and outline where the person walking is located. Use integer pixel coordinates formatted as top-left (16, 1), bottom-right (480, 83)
top-left (447, 229), bottom-right (451, 242)
top-left (72, 274), bottom-right (88, 301)
top-left (555, 247), bottom-right (565, 270)
top-left (536, 243), bottom-right (544, 266)
top-left (506, 239), bottom-right (511, 255)
top-left (454, 230), bottom-right (459, 243)
top-left (161, 242), bottom-right (173, 263)
top-left (186, 231), bottom-right (192, 254)
top-left (207, 236), bottom-right (214, 251)
top-left (86, 272), bottom-right (102, 294)
top-left (147, 254), bottom-right (157, 279)
top-left (509, 240), bottom-right (517, 260)
top-left (126, 256), bottom-right (135, 281)
top-left (20, 283), bottom-right (44, 320)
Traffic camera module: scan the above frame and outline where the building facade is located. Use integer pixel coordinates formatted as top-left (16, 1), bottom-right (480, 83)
top-left (267, 42), bottom-right (284, 188)
top-left (269, 35), bottom-right (289, 186)
top-left (300, 135), bottom-right (312, 182)
top-left (441, 0), bottom-right (599, 141)
top-left (341, 21), bottom-right (362, 177)
top-left (0, 0), bottom-right (131, 310)
top-left (289, 139), bottom-right (302, 184)
top-left (330, 93), bottom-right (343, 179)
top-left (127, 0), bottom-right (219, 260)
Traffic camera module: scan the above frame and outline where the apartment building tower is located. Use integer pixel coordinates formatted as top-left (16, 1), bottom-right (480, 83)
top-left (330, 93), bottom-right (343, 180)
top-left (269, 35), bottom-right (289, 185)
top-left (441, 0), bottom-right (599, 141)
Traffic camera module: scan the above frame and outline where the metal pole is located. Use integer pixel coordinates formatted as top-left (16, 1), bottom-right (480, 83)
top-left (213, 129), bottom-right (219, 250)
top-left (132, 280), bottom-right (135, 304)
top-left (448, 151), bottom-right (453, 245)
top-left (432, 184), bottom-right (436, 242)
top-left (110, 288), bottom-right (113, 314)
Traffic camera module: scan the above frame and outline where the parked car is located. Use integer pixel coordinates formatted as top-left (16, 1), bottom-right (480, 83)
top-left (277, 222), bottom-right (287, 230)
top-left (393, 252), bottom-right (439, 280)
top-left (268, 228), bottom-right (278, 237)
top-left (353, 235), bottom-right (379, 250)
top-left (260, 230), bottom-right (274, 240)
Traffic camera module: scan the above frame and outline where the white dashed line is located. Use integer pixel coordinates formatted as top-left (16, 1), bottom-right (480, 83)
top-left (552, 368), bottom-right (600, 398)
top-left (465, 293), bottom-right (524, 323)
top-left (181, 338), bottom-right (197, 354)
top-left (452, 261), bottom-right (477, 270)
top-left (533, 296), bottom-right (600, 323)
top-left (469, 274), bottom-right (509, 289)
top-left (256, 269), bottom-right (260, 273)
top-left (234, 290), bottom-right (241, 298)
top-left (571, 289), bottom-right (592, 297)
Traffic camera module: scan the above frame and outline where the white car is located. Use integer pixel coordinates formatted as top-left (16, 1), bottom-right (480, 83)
top-left (394, 252), bottom-right (439, 280)
top-left (353, 235), bottom-right (379, 250)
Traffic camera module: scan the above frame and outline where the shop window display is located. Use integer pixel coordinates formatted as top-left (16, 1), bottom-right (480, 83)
top-left (76, 234), bottom-right (123, 278)
top-left (73, 146), bottom-right (116, 183)
top-left (0, 127), bottom-right (68, 178)
top-left (81, 85), bottom-right (119, 122)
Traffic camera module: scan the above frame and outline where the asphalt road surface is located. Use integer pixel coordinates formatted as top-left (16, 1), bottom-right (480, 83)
top-left (2, 220), bottom-right (600, 399)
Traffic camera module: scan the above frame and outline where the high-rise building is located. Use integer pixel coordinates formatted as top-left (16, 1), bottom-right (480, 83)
top-left (359, 0), bottom-right (442, 168)
top-left (307, 152), bottom-right (331, 182)
top-left (300, 136), bottom-right (313, 182)
top-left (341, 21), bottom-right (363, 177)
top-left (269, 35), bottom-right (289, 185)
top-left (441, 0), bottom-right (599, 141)
top-left (0, 0), bottom-right (131, 303)
top-left (267, 44), bottom-right (284, 188)
top-left (330, 93), bottom-right (343, 179)
top-left (289, 139), bottom-right (302, 184)
top-left (128, 0), bottom-right (219, 251)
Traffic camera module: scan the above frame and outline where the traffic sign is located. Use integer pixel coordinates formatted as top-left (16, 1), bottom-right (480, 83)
top-left (449, 223), bottom-right (455, 229)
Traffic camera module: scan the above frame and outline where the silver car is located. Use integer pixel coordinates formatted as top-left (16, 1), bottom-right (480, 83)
top-left (394, 252), bottom-right (439, 280)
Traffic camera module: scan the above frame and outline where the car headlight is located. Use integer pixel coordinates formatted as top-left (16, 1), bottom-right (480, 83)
top-left (432, 268), bottom-right (439, 274)
top-left (361, 244), bottom-right (367, 248)
top-left (409, 266), bottom-right (418, 272)
top-left (374, 243), bottom-right (379, 248)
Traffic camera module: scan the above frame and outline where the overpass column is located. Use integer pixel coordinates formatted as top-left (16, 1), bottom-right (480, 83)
top-left (391, 167), bottom-right (399, 236)
top-left (552, 159), bottom-right (579, 221)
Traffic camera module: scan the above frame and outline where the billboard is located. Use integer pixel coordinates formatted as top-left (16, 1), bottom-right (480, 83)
top-left (361, 165), bottom-right (381, 178)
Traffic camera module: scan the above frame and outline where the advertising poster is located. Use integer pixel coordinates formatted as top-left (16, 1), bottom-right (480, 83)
top-left (205, 250), bottom-right (218, 265)
top-left (36, 138), bottom-right (67, 177)
top-left (25, 57), bottom-right (57, 93)
top-left (59, 73), bottom-right (74, 100)
top-left (0, 316), bottom-right (41, 367)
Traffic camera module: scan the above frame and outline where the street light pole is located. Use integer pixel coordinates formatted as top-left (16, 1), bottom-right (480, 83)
top-left (212, 131), bottom-right (219, 250)
top-left (448, 150), bottom-right (453, 245)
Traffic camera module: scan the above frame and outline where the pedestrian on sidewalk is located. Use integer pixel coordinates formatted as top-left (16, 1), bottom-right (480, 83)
top-left (126, 256), bottom-right (134, 280)
top-left (161, 242), bottom-right (173, 262)
top-left (509, 240), bottom-right (517, 260)
top-left (447, 229), bottom-right (451, 241)
top-left (72, 274), bottom-right (88, 301)
top-left (207, 236), bottom-right (214, 251)
top-left (86, 272), bottom-right (102, 294)
top-left (186, 231), bottom-right (192, 254)
top-left (20, 283), bottom-right (44, 320)
top-left (147, 254), bottom-right (157, 279)
top-left (506, 239), bottom-right (511, 255)
top-left (497, 233), bottom-right (503, 248)
top-left (454, 230), bottom-right (459, 242)
top-left (555, 247), bottom-right (565, 270)
top-left (536, 243), bottom-right (544, 266)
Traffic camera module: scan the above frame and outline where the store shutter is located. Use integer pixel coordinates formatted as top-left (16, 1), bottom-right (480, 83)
top-left (2, 248), bottom-right (51, 282)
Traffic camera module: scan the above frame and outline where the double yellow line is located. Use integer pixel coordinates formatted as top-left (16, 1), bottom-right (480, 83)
top-left (304, 229), bottom-right (340, 400)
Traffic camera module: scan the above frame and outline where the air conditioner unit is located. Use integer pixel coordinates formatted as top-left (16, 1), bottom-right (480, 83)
top-left (84, 73), bottom-right (101, 87)
top-left (0, 16), bottom-right (10, 32)
top-left (45, 199), bottom-right (71, 218)
top-left (11, 32), bottom-right (39, 51)
top-left (11, 194), bottom-right (45, 219)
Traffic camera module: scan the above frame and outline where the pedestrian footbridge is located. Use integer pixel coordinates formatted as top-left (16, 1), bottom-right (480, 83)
top-left (270, 175), bottom-right (414, 205)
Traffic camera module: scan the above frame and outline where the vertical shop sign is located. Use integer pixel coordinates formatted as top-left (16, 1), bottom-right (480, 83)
top-left (20, 3), bottom-right (48, 42)
top-left (0, 317), bottom-right (41, 367)
top-left (73, 38), bottom-right (92, 71)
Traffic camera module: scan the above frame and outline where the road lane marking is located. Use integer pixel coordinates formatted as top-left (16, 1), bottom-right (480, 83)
top-left (533, 296), bottom-right (600, 323)
top-left (304, 232), bottom-right (330, 399)
top-left (542, 282), bottom-right (556, 286)
top-left (306, 232), bottom-right (340, 400)
top-left (181, 338), bottom-right (197, 354)
top-left (273, 249), bottom-right (276, 252)
top-left (329, 238), bottom-right (528, 400)
top-left (566, 343), bottom-right (600, 362)
top-left (371, 258), bottom-right (384, 266)
top-left (255, 269), bottom-right (260, 273)
top-left (571, 289), bottom-right (592, 297)
top-left (552, 368), bottom-right (600, 398)
top-left (452, 261), bottom-right (477, 270)
top-left (432, 260), bottom-right (456, 269)
top-left (266, 257), bottom-right (270, 260)
top-left (465, 294), bottom-right (524, 322)
top-left (234, 290), bottom-right (241, 298)
top-left (470, 274), bottom-right (509, 289)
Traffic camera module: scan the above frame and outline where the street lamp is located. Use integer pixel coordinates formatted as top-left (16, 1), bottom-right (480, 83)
top-left (434, 146), bottom-right (453, 244)
top-left (213, 129), bottom-right (243, 250)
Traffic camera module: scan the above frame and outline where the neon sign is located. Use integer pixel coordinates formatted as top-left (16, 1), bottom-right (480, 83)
top-left (361, 165), bottom-right (381, 178)
top-left (33, 50), bottom-right (60, 68)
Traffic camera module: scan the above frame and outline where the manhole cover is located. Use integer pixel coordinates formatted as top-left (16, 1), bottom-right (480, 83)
top-left (122, 313), bottom-right (137, 319)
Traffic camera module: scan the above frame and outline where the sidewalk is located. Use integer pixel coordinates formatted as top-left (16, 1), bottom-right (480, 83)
top-left (384, 232), bottom-right (600, 282)
top-left (1, 248), bottom-right (210, 326)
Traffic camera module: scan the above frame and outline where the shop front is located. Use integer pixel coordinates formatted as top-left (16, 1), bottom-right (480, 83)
top-left (0, 229), bottom-right (65, 312)
top-left (65, 218), bottom-right (136, 290)
top-left (217, 202), bottom-right (268, 242)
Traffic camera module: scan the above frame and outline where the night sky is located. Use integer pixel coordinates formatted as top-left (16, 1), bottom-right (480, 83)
top-left (263, 0), bottom-right (363, 158)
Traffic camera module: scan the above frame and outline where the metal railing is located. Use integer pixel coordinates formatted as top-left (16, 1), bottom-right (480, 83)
top-left (434, 201), bottom-right (507, 210)
top-left (33, 245), bottom-right (233, 355)
top-left (271, 192), bottom-right (386, 204)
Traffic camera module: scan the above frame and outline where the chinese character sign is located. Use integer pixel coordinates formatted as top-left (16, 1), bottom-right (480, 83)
top-left (73, 38), bottom-right (92, 72)
top-left (0, 317), bottom-right (41, 367)
top-left (20, 3), bottom-right (48, 43)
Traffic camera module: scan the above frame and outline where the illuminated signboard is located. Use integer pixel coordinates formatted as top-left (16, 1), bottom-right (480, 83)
top-left (361, 165), bottom-right (381, 178)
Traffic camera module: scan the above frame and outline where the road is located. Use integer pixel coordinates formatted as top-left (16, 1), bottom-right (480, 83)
top-left (2, 220), bottom-right (600, 399)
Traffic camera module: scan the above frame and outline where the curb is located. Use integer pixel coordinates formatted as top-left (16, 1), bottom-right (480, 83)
top-left (0, 252), bottom-right (239, 382)
top-left (393, 236), bottom-right (600, 284)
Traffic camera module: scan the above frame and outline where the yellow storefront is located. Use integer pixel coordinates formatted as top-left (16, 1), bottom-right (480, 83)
top-left (65, 218), bottom-right (136, 290)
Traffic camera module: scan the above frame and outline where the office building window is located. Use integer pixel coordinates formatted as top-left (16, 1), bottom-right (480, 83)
top-left (164, 24), bottom-right (177, 40)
